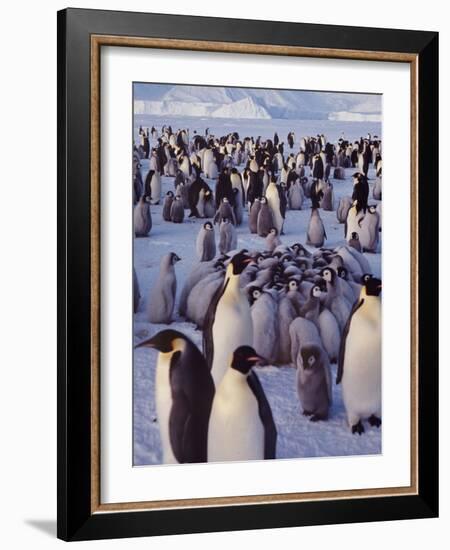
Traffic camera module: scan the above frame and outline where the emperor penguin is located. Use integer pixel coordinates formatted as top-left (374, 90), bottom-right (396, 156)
top-left (373, 176), bottom-right (382, 200)
top-left (202, 148), bottom-right (214, 173)
top-left (203, 189), bottom-right (216, 218)
top-left (146, 170), bottom-right (162, 205)
top-left (147, 252), bottom-right (181, 324)
top-left (203, 252), bottom-right (254, 387)
top-left (248, 197), bottom-right (261, 233)
top-left (297, 344), bottom-right (332, 421)
top-left (207, 345), bottom-right (277, 462)
top-left (137, 330), bottom-right (214, 463)
top-left (162, 191), bottom-right (175, 221)
top-left (214, 197), bottom-right (236, 226)
top-left (232, 187), bottom-right (244, 226)
top-left (164, 156), bottom-right (178, 177)
top-left (277, 294), bottom-right (297, 364)
top-left (218, 218), bottom-right (237, 255)
top-left (298, 283), bottom-right (324, 326)
top-left (360, 205), bottom-right (380, 252)
top-left (265, 227), bottom-right (282, 253)
top-left (266, 178), bottom-right (284, 235)
top-left (134, 195), bottom-right (152, 237)
top-left (257, 197), bottom-right (274, 237)
top-left (289, 317), bottom-right (331, 415)
top-left (249, 287), bottom-right (279, 365)
top-left (348, 232), bottom-right (362, 252)
top-left (196, 221), bottom-right (216, 262)
top-left (345, 200), bottom-right (365, 241)
top-left (337, 276), bottom-right (382, 434)
top-left (175, 181), bottom-right (190, 209)
top-left (318, 307), bottom-right (341, 364)
top-left (306, 207), bottom-right (327, 248)
top-left (170, 195), bottom-right (185, 223)
top-left (320, 267), bottom-right (352, 332)
top-left (336, 196), bottom-right (353, 224)
top-left (321, 182), bottom-right (334, 211)
top-left (288, 180), bottom-right (304, 210)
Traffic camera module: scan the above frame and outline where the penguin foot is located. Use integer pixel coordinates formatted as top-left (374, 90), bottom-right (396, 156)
top-left (302, 410), bottom-right (313, 416)
top-left (368, 415), bottom-right (382, 428)
top-left (310, 414), bottom-right (327, 422)
top-left (351, 421), bottom-right (365, 435)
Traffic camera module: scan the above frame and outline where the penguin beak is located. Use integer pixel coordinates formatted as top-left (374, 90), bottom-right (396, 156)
top-left (248, 355), bottom-right (265, 366)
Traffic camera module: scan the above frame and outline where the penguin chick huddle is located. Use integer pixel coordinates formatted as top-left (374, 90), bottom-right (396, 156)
top-left (136, 241), bottom-right (382, 464)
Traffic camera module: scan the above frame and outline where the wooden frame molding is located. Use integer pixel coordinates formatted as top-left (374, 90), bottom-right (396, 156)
top-left (89, 34), bottom-right (419, 515)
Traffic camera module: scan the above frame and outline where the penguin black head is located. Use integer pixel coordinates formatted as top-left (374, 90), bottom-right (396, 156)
top-left (311, 284), bottom-right (324, 298)
top-left (288, 279), bottom-right (299, 292)
top-left (170, 252), bottom-right (181, 264)
top-left (248, 286), bottom-right (263, 305)
top-left (204, 222), bottom-right (213, 231)
top-left (269, 227), bottom-right (278, 236)
top-left (369, 205), bottom-right (377, 214)
top-left (136, 329), bottom-right (185, 354)
top-left (254, 253), bottom-right (264, 265)
top-left (230, 252), bottom-right (252, 275)
top-left (337, 267), bottom-right (348, 280)
top-left (365, 276), bottom-right (382, 297)
top-left (320, 267), bottom-right (336, 283)
top-left (361, 273), bottom-right (373, 284)
top-left (260, 197), bottom-right (267, 204)
top-left (350, 232), bottom-right (359, 240)
top-left (230, 346), bottom-right (262, 375)
top-left (300, 344), bottom-right (322, 371)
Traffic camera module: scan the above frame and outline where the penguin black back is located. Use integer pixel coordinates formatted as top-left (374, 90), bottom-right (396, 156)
top-left (138, 329), bottom-right (215, 463)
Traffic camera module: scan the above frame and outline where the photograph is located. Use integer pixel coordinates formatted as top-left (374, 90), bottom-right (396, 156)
top-left (132, 83), bottom-right (383, 466)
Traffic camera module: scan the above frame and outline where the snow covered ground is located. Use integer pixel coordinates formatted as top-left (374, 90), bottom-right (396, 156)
top-left (133, 117), bottom-right (382, 466)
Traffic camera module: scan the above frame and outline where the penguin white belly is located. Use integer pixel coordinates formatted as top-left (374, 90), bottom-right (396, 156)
top-left (266, 191), bottom-right (283, 234)
top-left (211, 298), bottom-right (253, 386)
top-left (346, 208), bottom-right (364, 242)
top-left (208, 373), bottom-right (264, 462)
top-left (150, 173), bottom-right (162, 204)
top-left (342, 314), bottom-right (381, 424)
top-left (155, 354), bottom-right (178, 464)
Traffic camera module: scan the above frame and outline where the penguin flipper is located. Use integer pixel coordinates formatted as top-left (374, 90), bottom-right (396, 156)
top-left (203, 278), bottom-right (228, 369)
top-left (248, 371), bottom-right (277, 459)
top-left (336, 298), bottom-right (364, 384)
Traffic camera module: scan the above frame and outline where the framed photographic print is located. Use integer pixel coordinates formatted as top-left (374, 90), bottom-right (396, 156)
top-left (57, 8), bottom-right (439, 541)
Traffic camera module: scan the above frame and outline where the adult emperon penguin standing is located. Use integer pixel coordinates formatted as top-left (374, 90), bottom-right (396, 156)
top-left (137, 330), bottom-right (215, 464)
top-left (208, 345), bottom-right (277, 462)
top-left (203, 252), bottom-right (254, 387)
top-left (337, 276), bottom-right (382, 435)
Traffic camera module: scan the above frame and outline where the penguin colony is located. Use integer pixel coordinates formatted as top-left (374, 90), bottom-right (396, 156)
top-left (134, 124), bottom-right (383, 463)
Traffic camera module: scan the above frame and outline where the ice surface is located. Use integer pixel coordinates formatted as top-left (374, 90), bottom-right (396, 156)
top-left (133, 117), bottom-right (382, 466)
